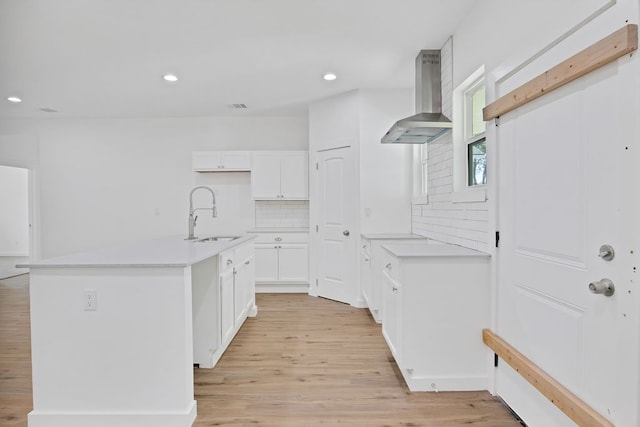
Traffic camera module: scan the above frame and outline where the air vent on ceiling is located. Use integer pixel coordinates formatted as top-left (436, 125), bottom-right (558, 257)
top-left (228, 104), bottom-right (248, 109)
top-left (40, 108), bottom-right (58, 113)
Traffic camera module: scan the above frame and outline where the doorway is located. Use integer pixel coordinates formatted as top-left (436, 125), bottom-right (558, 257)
top-left (0, 165), bottom-right (30, 279)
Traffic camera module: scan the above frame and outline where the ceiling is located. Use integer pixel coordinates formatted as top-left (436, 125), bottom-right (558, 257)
top-left (0, 0), bottom-right (476, 119)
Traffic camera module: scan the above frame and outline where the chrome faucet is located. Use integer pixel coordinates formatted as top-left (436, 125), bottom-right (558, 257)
top-left (187, 186), bottom-right (217, 240)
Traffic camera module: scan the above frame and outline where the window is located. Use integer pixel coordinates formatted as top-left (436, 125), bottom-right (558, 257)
top-left (452, 65), bottom-right (487, 202)
top-left (464, 79), bottom-right (486, 187)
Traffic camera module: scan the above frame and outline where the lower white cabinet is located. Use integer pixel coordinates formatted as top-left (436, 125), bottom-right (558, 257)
top-left (250, 231), bottom-right (309, 292)
top-left (380, 242), bottom-right (490, 392)
top-left (360, 234), bottom-right (425, 323)
top-left (219, 265), bottom-right (235, 344)
top-left (233, 251), bottom-right (255, 327)
top-left (192, 238), bottom-right (257, 369)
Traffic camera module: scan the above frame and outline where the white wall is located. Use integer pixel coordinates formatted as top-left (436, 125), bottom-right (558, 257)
top-left (0, 116), bottom-right (308, 258)
top-left (358, 89), bottom-right (413, 234)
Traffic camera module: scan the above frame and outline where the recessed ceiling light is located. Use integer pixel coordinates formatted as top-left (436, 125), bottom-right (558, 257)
top-left (163, 74), bottom-right (178, 82)
top-left (7, 96), bottom-right (22, 103)
top-left (323, 73), bottom-right (337, 81)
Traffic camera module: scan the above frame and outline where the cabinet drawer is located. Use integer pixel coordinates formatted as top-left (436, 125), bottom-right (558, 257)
top-left (252, 233), bottom-right (309, 244)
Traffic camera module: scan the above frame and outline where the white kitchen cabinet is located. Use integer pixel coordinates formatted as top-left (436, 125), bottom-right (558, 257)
top-left (232, 245), bottom-right (255, 328)
top-left (254, 246), bottom-right (279, 282)
top-left (219, 265), bottom-right (235, 344)
top-left (361, 238), bottom-right (373, 316)
top-left (192, 151), bottom-right (251, 172)
top-left (251, 151), bottom-right (308, 199)
top-left (278, 245), bottom-right (308, 281)
top-left (195, 238), bottom-right (257, 369)
top-left (250, 231), bottom-right (309, 292)
top-left (380, 242), bottom-right (490, 392)
top-left (360, 233), bottom-right (425, 323)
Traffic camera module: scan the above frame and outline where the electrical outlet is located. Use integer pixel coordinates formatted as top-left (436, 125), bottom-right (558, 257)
top-left (84, 290), bottom-right (97, 311)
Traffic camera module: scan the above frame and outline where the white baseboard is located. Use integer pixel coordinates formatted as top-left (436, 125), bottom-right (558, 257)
top-left (0, 251), bottom-right (29, 257)
top-left (0, 266), bottom-right (28, 280)
top-left (28, 401), bottom-right (197, 427)
top-left (401, 370), bottom-right (489, 392)
top-left (256, 282), bottom-right (309, 293)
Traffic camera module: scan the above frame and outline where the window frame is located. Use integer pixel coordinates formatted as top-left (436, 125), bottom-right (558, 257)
top-left (463, 76), bottom-right (487, 188)
top-left (412, 144), bottom-right (429, 205)
top-left (452, 65), bottom-right (487, 203)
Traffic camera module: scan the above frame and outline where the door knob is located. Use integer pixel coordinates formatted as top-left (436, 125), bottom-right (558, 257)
top-left (343, 230), bottom-right (350, 236)
top-left (589, 278), bottom-right (615, 297)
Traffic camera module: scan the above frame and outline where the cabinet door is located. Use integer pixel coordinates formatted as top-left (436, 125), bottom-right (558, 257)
top-left (251, 153), bottom-right (281, 199)
top-left (220, 269), bottom-right (235, 344)
top-left (278, 244), bottom-right (309, 282)
top-left (280, 152), bottom-right (308, 199)
top-left (192, 151), bottom-right (223, 171)
top-left (381, 271), bottom-right (402, 365)
top-left (361, 245), bottom-right (373, 310)
top-left (233, 255), bottom-right (254, 326)
top-left (221, 151), bottom-right (251, 171)
top-left (254, 245), bottom-right (279, 282)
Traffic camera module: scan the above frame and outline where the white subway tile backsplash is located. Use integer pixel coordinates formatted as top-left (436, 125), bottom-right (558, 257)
top-left (255, 200), bottom-right (309, 228)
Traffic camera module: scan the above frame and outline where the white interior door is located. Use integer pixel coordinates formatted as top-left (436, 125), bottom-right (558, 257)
top-left (495, 56), bottom-right (638, 425)
top-left (316, 146), bottom-right (356, 304)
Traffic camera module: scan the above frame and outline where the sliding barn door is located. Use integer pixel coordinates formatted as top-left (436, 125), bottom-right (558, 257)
top-left (495, 53), bottom-right (637, 425)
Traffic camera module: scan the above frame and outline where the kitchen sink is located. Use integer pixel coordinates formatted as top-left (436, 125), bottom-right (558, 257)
top-left (194, 236), bottom-right (241, 243)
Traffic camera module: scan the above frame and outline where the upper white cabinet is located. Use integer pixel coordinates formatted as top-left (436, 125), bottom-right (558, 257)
top-left (251, 151), bottom-right (308, 200)
top-left (192, 151), bottom-right (251, 172)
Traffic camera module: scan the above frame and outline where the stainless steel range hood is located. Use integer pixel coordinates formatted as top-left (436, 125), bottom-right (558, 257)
top-left (381, 50), bottom-right (451, 144)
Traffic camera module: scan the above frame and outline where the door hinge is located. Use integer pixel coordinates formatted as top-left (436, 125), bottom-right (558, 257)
top-left (495, 117), bottom-right (500, 127)
top-left (316, 278), bottom-right (319, 287)
top-left (316, 162), bottom-right (318, 170)
top-left (495, 231), bottom-right (500, 248)
top-left (316, 224), bottom-right (319, 232)
top-left (494, 353), bottom-right (499, 367)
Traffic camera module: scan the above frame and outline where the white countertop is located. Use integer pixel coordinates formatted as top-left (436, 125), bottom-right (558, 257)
top-left (382, 242), bottom-right (490, 258)
top-left (20, 235), bottom-right (256, 268)
top-left (247, 227), bottom-right (309, 233)
top-left (360, 232), bottom-right (424, 240)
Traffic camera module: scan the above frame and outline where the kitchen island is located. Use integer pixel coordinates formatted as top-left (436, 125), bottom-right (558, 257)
top-left (21, 235), bottom-right (257, 427)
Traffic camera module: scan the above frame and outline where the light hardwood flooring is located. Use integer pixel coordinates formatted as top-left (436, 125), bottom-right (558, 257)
top-left (1, 275), bottom-right (520, 426)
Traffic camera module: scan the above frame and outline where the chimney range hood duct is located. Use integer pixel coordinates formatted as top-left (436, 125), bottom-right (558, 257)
top-left (381, 50), bottom-right (451, 144)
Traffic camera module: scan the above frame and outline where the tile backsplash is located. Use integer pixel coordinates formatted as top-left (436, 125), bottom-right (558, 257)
top-left (255, 200), bottom-right (309, 228)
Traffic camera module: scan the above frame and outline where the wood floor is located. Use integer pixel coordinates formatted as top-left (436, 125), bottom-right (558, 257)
top-left (1, 275), bottom-right (520, 426)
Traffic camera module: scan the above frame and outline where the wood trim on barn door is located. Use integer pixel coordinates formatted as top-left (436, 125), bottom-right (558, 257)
top-left (483, 329), bottom-right (614, 427)
top-left (483, 24), bottom-right (638, 121)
